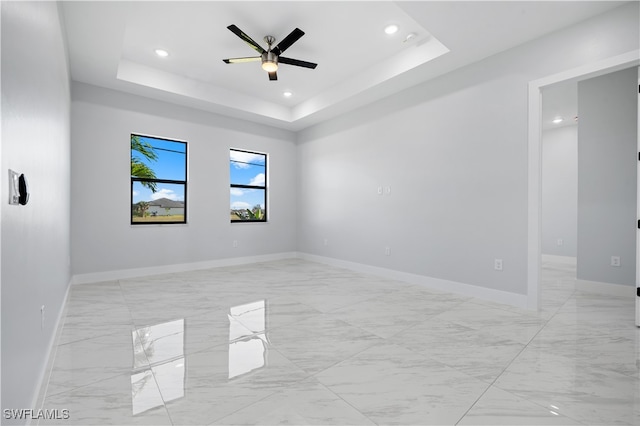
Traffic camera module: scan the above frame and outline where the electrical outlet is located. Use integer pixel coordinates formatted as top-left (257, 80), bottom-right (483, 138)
top-left (494, 259), bottom-right (503, 271)
top-left (556, 239), bottom-right (563, 246)
top-left (233, 240), bottom-right (238, 248)
top-left (611, 256), bottom-right (621, 267)
top-left (377, 186), bottom-right (383, 195)
top-left (385, 186), bottom-right (391, 195)
top-left (385, 247), bottom-right (391, 256)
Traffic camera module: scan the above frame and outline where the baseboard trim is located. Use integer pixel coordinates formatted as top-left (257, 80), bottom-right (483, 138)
top-left (72, 251), bottom-right (531, 308)
top-left (541, 254), bottom-right (577, 266)
top-left (31, 279), bottom-right (71, 422)
top-left (576, 279), bottom-right (635, 297)
top-left (297, 253), bottom-right (529, 309)
top-left (71, 252), bottom-right (299, 284)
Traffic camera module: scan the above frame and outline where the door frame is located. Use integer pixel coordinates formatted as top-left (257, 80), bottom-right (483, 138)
top-left (637, 66), bottom-right (640, 327)
top-left (527, 50), bottom-right (639, 311)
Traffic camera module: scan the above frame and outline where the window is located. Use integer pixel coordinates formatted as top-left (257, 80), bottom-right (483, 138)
top-left (131, 134), bottom-right (187, 224)
top-left (230, 149), bottom-right (267, 222)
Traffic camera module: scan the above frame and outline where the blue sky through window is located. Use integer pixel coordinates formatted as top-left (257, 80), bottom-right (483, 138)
top-left (131, 136), bottom-right (186, 204)
top-left (230, 150), bottom-right (266, 212)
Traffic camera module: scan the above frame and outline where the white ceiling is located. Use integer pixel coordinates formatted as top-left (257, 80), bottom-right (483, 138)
top-left (61, 1), bottom-right (626, 131)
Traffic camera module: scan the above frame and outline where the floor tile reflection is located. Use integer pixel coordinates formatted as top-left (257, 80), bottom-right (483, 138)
top-left (39, 258), bottom-right (639, 425)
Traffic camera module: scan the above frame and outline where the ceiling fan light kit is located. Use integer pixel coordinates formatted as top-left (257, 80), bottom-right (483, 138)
top-left (223, 25), bottom-right (317, 81)
top-left (261, 37), bottom-right (279, 72)
top-left (261, 58), bottom-right (278, 72)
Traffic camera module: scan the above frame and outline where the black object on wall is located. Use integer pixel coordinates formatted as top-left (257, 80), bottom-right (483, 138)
top-left (18, 174), bottom-right (29, 205)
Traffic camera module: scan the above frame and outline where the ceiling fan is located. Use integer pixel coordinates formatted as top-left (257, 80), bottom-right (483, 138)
top-left (222, 24), bottom-right (317, 81)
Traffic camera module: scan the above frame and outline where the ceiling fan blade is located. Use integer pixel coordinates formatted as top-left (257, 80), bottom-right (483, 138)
top-left (223, 56), bottom-right (261, 64)
top-left (272, 28), bottom-right (304, 56)
top-left (268, 71), bottom-right (278, 81)
top-left (278, 57), bottom-right (318, 69)
top-left (227, 24), bottom-right (265, 54)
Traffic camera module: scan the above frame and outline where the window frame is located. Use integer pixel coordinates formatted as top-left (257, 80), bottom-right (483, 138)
top-left (130, 133), bottom-right (188, 225)
top-left (230, 148), bottom-right (268, 223)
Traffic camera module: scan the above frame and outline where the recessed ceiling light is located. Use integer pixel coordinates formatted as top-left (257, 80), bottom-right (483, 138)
top-left (155, 49), bottom-right (169, 57)
top-left (283, 91), bottom-right (293, 98)
top-left (384, 24), bottom-right (399, 35)
top-left (552, 117), bottom-right (563, 124)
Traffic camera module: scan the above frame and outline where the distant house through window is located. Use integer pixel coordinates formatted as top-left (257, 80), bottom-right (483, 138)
top-left (131, 134), bottom-right (187, 224)
top-left (230, 149), bottom-right (267, 222)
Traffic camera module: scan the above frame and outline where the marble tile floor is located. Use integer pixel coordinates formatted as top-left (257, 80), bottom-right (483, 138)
top-left (38, 258), bottom-right (639, 425)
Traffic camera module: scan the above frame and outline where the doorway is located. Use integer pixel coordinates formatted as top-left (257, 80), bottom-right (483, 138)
top-left (527, 50), bottom-right (639, 314)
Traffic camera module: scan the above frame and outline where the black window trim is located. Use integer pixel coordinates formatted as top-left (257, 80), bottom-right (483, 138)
top-left (131, 133), bottom-right (188, 225)
top-left (230, 148), bottom-right (267, 223)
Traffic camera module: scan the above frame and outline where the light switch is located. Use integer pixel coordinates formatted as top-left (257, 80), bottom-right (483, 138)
top-left (8, 170), bottom-right (19, 205)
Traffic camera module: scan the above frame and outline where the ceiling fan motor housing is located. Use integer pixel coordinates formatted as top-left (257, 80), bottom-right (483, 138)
top-left (262, 51), bottom-right (278, 64)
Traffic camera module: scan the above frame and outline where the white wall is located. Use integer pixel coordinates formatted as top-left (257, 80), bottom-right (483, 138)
top-left (542, 125), bottom-right (578, 257)
top-left (296, 3), bottom-right (639, 300)
top-left (71, 83), bottom-right (297, 278)
top-left (1, 1), bottom-right (71, 418)
top-left (577, 67), bottom-right (638, 287)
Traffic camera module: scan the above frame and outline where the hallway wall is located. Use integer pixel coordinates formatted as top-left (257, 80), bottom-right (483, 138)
top-left (542, 125), bottom-right (578, 257)
top-left (577, 67), bottom-right (638, 286)
top-left (1, 1), bottom-right (71, 417)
